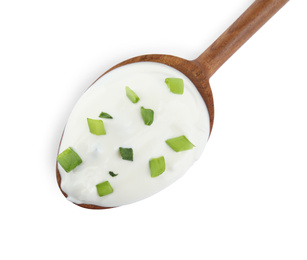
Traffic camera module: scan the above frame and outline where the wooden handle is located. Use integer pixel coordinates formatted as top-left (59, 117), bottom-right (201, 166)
top-left (195, 0), bottom-right (289, 78)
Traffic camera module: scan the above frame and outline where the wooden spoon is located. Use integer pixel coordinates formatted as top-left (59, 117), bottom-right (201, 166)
top-left (56, 0), bottom-right (289, 209)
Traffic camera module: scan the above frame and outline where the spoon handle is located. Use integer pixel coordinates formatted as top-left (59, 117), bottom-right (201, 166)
top-left (195, 0), bottom-right (289, 78)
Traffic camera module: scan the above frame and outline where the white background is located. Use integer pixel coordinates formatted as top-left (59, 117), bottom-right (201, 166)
top-left (1, 0), bottom-right (306, 259)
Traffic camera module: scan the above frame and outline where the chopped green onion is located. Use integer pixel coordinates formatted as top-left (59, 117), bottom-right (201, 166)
top-left (140, 106), bottom-right (154, 126)
top-left (165, 78), bottom-right (184, 94)
top-left (149, 156), bottom-right (166, 178)
top-left (109, 171), bottom-right (118, 177)
top-left (87, 118), bottom-right (106, 135)
top-left (165, 135), bottom-right (195, 152)
top-left (119, 147), bottom-right (133, 161)
top-left (57, 147), bottom-right (82, 173)
top-left (126, 86), bottom-right (140, 103)
top-left (96, 181), bottom-right (113, 197)
top-left (99, 112), bottom-right (113, 119)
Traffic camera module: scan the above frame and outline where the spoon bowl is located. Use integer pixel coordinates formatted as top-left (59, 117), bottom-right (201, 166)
top-left (56, 0), bottom-right (289, 209)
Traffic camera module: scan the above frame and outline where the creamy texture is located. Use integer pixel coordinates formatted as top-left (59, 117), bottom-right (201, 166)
top-left (58, 62), bottom-right (210, 207)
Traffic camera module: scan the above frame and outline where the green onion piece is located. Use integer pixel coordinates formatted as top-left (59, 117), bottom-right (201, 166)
top-left (96, 181), bottom-right (113, 197)
top-left (165, 135), bottom-right (195, 152)
top-left (149, 156), bottom-right (166, 178)
top-left (57, 147), bottom-right (82, 173)
top-left (99, 112), bottom-right (113, 119)
top-left (109, 171), bottom-right (118, 177)
top-left (140, 106), bottom-right (154, 126)
top-left (165, 78), bottom-right (184, 94)
top-left (126, 86), bottom-right (140, 103)
top-left (119, 147), bottom-right (133, 161)
top-left (87, 118), bottom-right (106, 135)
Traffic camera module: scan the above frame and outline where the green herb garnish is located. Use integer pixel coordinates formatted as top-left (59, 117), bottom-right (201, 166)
top-left (165, 78), bottom-right (184, 94)
top-left (99, 112), bottom-right (113, 119)
top-left (96, 181), bottom-right (113, 197)
top-left (165, 135), bottom-right (195, 152)
top-left (109, 171), bottom-right (118, 177)
top-left (57, 147), bottom-right (82, 173)
top-left (87, 118), bottom-right (106, 135)
top-left (149, 156), bottom-right (166, 178)
top-left (126, 86), bottom-right (140, 103)
top-left (119, 147), bottom-right (133, 161)
top-left (140, 106), bottom-right (154, 126)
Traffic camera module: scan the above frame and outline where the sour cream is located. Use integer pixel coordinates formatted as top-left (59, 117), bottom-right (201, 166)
top-left (58, 62), bottom-right (210, 207)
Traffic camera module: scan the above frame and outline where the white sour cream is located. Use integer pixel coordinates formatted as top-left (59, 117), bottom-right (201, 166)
top-left (58, 62), bottom-right (210, 207)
